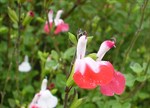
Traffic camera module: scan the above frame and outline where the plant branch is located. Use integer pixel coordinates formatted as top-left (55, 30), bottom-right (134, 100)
top-left (121, 0), bottom-right (149, 70)
top-left (62, 0), bottom-right (86, 19)
top-left (64, 86), bottom-right (72, 108)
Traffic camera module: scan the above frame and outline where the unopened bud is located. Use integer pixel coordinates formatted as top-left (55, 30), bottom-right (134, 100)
top-left (22, 11), bottom-right (34, 26)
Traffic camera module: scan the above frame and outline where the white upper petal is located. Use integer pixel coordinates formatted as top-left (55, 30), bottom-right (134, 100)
top-left (75, 57), bottom-right (100, 75)
top-left (54, 10), bottom-right (63, 26)
top-left (97, 42), bottom-right (110, 61)
top-left (76, 35), bottom-right (87, 59)
top-left (48, 10), bottom-right (53, 23)
top-left (84, 57), bottom-right (100, 73)
top-left (41, 78), bottom-right (48, 91)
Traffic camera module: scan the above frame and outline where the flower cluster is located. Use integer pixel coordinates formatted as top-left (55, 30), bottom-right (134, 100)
top-left (44, 10), bottom-right (69, 35)
top-left (29, 78), bottom-right (58, 108)
top-left (73, 34), bottom-right (125, 96)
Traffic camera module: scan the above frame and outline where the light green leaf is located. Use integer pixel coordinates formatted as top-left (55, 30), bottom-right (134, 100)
top-left (87, 36), bottom-right (93, 44)
top-left (122, 102), bottom-right (131, 108)
top-left (136, 76), bottom-right (146, 82)
top-left (130, 62), bottom-right (143, 74)
top-left (8, 7), bottom-right (18, 24)
top-left (0, 27), bottom-right (8, 34)
top-left (36, 17), bottom-right (45, 23)
top-left (86, 53), bottom-right (97, 60)
top-left (8, 99), bottom-right (16, 108)
top-left (51, 50), bottom-right (59, 61)
top-left (70, 97), bottom-right (86, 108)
top-left (63, 47), bottom-right (75, 60)
top-left (124, 73), bottom-right (135, 87)
top-left (45, 60), bottom-right (58, 70)
top-left (68, 32), bottom-right (77, 45)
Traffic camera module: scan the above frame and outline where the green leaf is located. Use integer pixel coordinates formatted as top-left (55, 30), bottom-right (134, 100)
top-left (51, 89), bottom-right (58, 94)
top-left (81, 103), bottom-right (96, 108)
top-left (70, 97), bottom-right (86, 108)
top-left (87, 36), bottom-right (93, 44)
top-left (36, 17), bottom-right (45, 23)
top-left (68, 32), bottom-right (77, 45)
top-left (138, 92), bottom-right (149, 100)
top-left (8, 99), bottom-right (16, 108)
top-left (38, 51), bottom-right (49, 62)
top-left (124, 73), bottom-right (135, 87)
top-left (51, 50), bottom-right (59, 61)
top-left (8, 7), bottom-right (18, 24)
top-left (0, 27), bottom-right (8, 34)
top-left (63, 47), bottom-right (76, 60)
top-left (55, 74), bottom-right (66, 90)
top-left (22, 85), bottom-right (34, 95)
top-left (122, 102), bottom-right (131, 108)
top-left (130, 62), bottom-right (143, 74)
top-left (86, 53), bottom-right (97, 60)
top-left (136, 75), bottom-right (146, 82)
top-left (45, 60), bottom-right (58, 70)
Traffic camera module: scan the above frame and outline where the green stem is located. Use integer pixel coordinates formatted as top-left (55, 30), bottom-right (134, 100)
top-left (15, 2), bottom-right (22, 91)
top-left (64, 86), bottom-right (72, 108)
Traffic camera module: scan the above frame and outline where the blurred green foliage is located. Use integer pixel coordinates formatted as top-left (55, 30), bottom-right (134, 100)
top-left (0, 0), bottom-right (150, 108)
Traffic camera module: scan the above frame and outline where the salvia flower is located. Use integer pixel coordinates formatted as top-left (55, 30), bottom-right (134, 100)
top-left (73, 34), bottom-right (125, 96)
top-left (18, 55), bottom-right (31, 72)
top-left (29, 78), bottom-right (58, 108)
top-left (44, 10), bottom-right (69, 34)
top-left (96, 40), bottom-right (125, 96)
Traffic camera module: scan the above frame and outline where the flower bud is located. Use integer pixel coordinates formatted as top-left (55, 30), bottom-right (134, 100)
top-left (22, 11), bottom-right (34, 26)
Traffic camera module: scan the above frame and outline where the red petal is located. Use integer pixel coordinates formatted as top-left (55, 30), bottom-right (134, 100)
top-left (73, 59), bottom-right (96, 89)
top-left (54, 22), bottom-right (69, 34)
top-left (73, 71), bottom-right (97, 89)
top-left (100, 71), bottom-right (125, 96)
top-left (99, 85), bottom-right (114, 96)
top-left (91, 61), bottom-right (114, 86)
top-left (110, 71), bottom-right (125, 94)
top-left (44, 22), bottom-right (53, 34)
top-left (73, 58), bottom-right (114, 89)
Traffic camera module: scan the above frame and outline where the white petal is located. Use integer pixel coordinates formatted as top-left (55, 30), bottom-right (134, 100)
top-left (76, 35), bottom-right (87, 59)
top-left (48, 10), bottom-right (53, 23)
top-left (96, 42), bottom-right (110, 61)
top-left (18, 61), bottom-right (31, 72)
top-left (84, 57), bottom-right (100, 73)
top-left (38, 90), bottom-right (58, 108)
top-left (54, 10), bottom-right (63, 26)
top-left (41, 78), bottom-right (48, 91)
top-left (75, 59), bottom-right (86, 75)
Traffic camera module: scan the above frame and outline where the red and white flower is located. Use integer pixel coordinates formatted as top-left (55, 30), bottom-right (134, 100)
top-left (29, 78), bottom-right (58, 108)
top-left (44, 10), bottom-right (69, 34)
top-left (73, 35), bottom-right (114, 89)
top-left (73, 34), bottom-right (125, 96)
